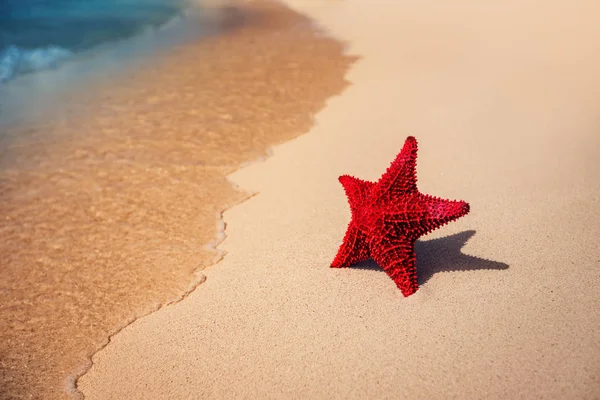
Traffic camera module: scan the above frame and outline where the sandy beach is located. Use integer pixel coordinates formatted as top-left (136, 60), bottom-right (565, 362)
top-left (75, 0), bottom-right (600, 398)
top-left (0, 1), bottom-right (352, 398)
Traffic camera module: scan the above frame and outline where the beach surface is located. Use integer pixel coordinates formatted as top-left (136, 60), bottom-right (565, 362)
top-left (77, 0), bottom-right (600, 398)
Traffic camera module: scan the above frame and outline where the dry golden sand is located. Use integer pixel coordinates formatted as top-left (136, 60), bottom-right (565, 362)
top-left (0, 1), bottom-right (354, 399)
top-left (79, 0), bottom-right (599, 398)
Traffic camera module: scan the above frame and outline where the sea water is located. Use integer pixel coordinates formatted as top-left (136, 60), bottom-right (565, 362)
top-left (0, 0), bottom-right (192, 83)
top-left (0, 0), bottom-right (216, 128)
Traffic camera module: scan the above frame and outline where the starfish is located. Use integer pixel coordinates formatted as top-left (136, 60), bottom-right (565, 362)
top-left (331, 136), bottom-right (470, 296)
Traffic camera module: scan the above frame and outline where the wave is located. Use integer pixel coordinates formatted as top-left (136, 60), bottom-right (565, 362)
top-left (0, 45), bottom-right (73, 84)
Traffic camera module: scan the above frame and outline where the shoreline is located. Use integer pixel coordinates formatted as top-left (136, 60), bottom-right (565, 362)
top-left (0, 1), bottom-right (354, 398)
top-left (79, 0), bottom-right (600, 398)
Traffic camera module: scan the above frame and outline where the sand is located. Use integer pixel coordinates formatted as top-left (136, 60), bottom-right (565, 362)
top-left (0, 2), bottom-right (353, 398)
top-left (75, 0), bottom-right (600, 398)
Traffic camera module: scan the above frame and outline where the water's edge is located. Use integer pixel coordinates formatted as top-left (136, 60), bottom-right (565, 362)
top-left (70, 4), bottom-right (356, 396)
top-left (0, 0), bottom-right (356, 398)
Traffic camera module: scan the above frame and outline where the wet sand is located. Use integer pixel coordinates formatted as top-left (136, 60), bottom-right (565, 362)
top-left (0, 1), bottom-right (354, 398)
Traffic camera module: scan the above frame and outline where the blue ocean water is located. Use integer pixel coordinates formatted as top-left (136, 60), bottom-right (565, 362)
top-left (0, 0), bottom-right (190, 84)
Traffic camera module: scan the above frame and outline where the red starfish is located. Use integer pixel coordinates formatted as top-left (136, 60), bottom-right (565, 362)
top-left (331, 136), bottom-right (470, 296)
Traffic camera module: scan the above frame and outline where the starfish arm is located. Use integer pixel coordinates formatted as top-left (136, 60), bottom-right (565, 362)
top-left (373, 136), bottom-right (419, 202)
top-left (417, 193), bottom-right (470, 235)
top-left (331, 221), bottom-right (370, 268)
top-left (338, 175), bottom-right (374, 218)
top-left (370, 236), bottom-right (418, 297)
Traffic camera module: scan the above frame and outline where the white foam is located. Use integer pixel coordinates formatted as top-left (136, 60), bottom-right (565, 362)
top-left (0, 45), bottom-right (73, 84)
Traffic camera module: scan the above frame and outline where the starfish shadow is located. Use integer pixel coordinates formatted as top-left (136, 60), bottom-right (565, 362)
top-left (352, 230), bottom-right (509, 286)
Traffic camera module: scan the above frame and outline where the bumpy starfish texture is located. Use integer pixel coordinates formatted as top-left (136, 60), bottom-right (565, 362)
top-left (332, 136), bottom-right (470, 296)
